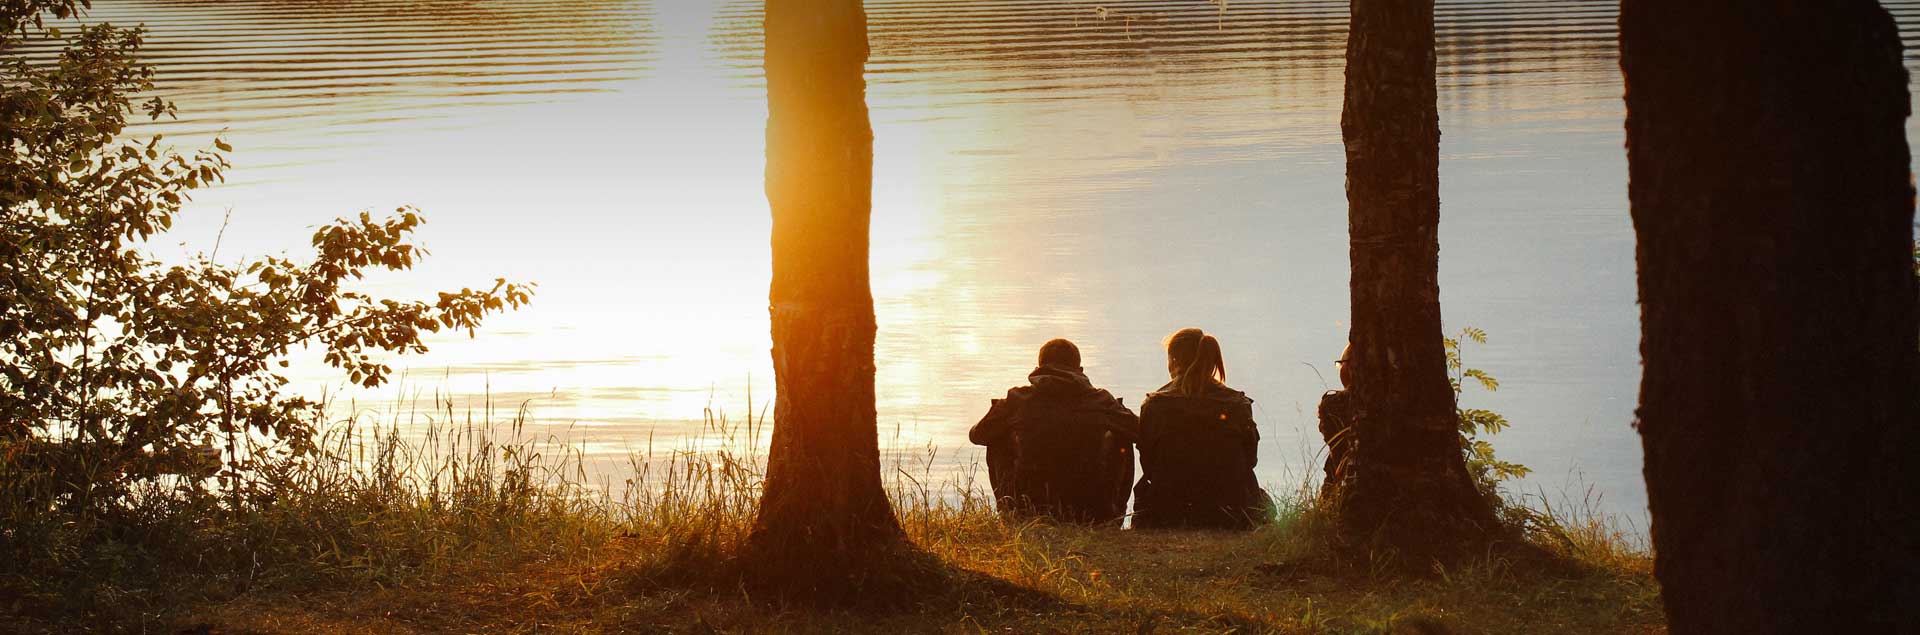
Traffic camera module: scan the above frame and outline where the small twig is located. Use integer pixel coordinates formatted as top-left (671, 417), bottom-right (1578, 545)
top-left (210, 206), bottom-right (234, 262)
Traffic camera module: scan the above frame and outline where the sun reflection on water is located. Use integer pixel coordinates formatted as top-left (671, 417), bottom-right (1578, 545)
top-left (46, 0), bottom-right (1918, 527)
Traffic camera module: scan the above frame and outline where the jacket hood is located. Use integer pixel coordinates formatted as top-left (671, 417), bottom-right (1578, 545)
top-left (1027, 364), bottom-right (1098, 396)
top-left (1024, 364), bottom-right (1139, 437)
top-left (973, 365), bottom-right (1140, 447)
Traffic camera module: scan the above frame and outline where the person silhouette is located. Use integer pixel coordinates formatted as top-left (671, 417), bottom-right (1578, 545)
top-left (970, 338), bottom-right (1138, 525)
top-left (1131, 328), bottom-right (1271, 529)
top-left (1317, 342), bottom-right (1360, 501)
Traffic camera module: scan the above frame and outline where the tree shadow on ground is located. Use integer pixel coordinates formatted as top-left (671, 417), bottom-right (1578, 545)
top-left (611, 537), bottom-right (1064, 613)
top-left (140, 522), bottom-right (1652, 634)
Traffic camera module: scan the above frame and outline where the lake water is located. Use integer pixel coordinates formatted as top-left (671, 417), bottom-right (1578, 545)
top-left (35, 0), bottom-right (1920, 529)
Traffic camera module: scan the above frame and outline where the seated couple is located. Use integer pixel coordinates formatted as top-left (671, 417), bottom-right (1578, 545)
top-left (968, 328), bottom-right (1272, 529)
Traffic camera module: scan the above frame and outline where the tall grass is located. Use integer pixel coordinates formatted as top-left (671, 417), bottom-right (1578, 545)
top-left (1, 393), bottom-right (1655, 632)
top-left (4, 394), bottom-right (625, 625)
top-left (2, 391), bottom-right (1003, 618)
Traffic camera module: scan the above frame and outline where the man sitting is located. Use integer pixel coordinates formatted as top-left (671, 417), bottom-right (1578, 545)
top-left (970, 339), bottom-right (1138, 525)
top-left (1317, 342), bottom-right (1359, 501)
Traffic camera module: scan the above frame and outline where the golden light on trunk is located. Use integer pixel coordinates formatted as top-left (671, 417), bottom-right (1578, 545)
top-left (745, 0), bottom-right (909, 600)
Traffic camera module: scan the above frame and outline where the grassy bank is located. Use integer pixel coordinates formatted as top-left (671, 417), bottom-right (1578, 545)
top-left (1, 400), bottom-right (1662, 634)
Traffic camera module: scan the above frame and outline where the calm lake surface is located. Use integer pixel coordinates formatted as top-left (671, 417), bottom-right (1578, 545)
top-left (42, 0), bottom-right (1920, 528)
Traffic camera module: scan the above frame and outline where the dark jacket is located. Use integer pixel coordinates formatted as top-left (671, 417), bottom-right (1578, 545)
top-left (1316, 389), bottom-right (1358, 501)
top-left (1313, 391), bottom-right (1359, 506)
top-left (1131, 381), bottom-right (1270, 529)
top-left (971, 365), bottom-right (1139, 524)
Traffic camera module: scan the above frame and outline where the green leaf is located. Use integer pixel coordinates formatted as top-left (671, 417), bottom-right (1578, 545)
top-left (1, 21), bottom-right (530, 511)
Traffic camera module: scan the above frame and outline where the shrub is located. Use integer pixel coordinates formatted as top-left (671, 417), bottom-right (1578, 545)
top-left (1, 1), bottom-right (528, 542)
top-left (1443, 327), bottom-right (1530, 503)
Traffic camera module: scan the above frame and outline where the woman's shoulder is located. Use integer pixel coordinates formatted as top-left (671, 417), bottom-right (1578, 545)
top-left (1212, 383), bottom-right (1253, 405)
top-left (1145, 382), bottom-right (1251, 402)
top-left (1141, 384), bottom-right (1253, 420)
top-left (1143, 380), bottom-right (1180, 400)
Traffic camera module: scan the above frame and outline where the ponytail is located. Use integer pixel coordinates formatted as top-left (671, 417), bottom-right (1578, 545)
top-left (1165, 328), bottom-right (1226, 395)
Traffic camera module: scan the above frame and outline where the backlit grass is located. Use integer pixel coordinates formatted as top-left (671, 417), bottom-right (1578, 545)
top-left (0, 396), bottom-right (1662, 634)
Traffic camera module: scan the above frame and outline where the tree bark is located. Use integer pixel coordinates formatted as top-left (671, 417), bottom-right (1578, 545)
top-left (747, 0), bottom-right (905, 596)
top-left (1333, 0), bottom-right (1498, 559)
top-left (1621, 1), bottom-right (1920, 631)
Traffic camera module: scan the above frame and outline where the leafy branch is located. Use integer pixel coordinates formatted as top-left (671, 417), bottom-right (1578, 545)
top-left (1, 3), bottom-right (530, 516)
top-left (1444, 327), bottom-right (1531, 498)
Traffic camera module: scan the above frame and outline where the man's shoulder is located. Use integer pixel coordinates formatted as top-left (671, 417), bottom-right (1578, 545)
top-left (1084, 386), bottom-right (1129, 407)
top-left (1317, 389), bottom-right (1354, 417)
top-left (1000, 384), bottom-right (1039, 402)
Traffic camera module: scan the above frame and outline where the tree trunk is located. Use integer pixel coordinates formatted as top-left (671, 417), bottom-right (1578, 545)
top-left (747, 0), bottom-right (905, 597)
top-left (1620, 1), bottom-right (1920, 631)
top-left (1333, 0), bottom-right (1498, 559)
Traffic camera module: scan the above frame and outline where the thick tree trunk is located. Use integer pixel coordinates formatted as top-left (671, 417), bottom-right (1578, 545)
top-left (747, 0), bottom-right (905, 596)
top-left (1621, 1), bottom-right (1920, 631)
top-left (1333, 0), bottom-right (1498, 559)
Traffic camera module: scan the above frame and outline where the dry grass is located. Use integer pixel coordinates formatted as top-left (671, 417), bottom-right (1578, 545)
top-left (1, 397), bottom-right (1664, 634)
top-left (176, 522), bottom-right (1661, 635)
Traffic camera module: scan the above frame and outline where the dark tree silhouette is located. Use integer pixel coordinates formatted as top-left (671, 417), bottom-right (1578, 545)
top-left (1621, 1), bottom-right (1920, 631)
top-left (1331, 0), bottom-right (1498, 558)
top-left (746, 0), bottom-right (906, 596)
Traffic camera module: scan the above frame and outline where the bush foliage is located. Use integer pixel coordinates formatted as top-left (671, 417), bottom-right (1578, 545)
top-left (1, 1), bottom-right (528, 532)
top-left (1444, 327), bottom-right (1531, 501)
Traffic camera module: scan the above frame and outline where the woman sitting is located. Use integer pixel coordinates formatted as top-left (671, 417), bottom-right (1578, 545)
top-left (1131, 328), bottom-right (1272, 529)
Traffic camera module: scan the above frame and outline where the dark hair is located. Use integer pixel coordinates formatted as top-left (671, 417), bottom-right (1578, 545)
top-left (1037, 338), bottom-right (1081, 369)
top-left (1165, 328), bottom-right (1225, 396)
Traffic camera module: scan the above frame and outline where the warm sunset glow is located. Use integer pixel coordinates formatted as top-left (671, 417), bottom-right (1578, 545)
top-left (54, 0), bottom-right (1893, 530)
top-left (11, 0), bottom-right (1920, 628)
